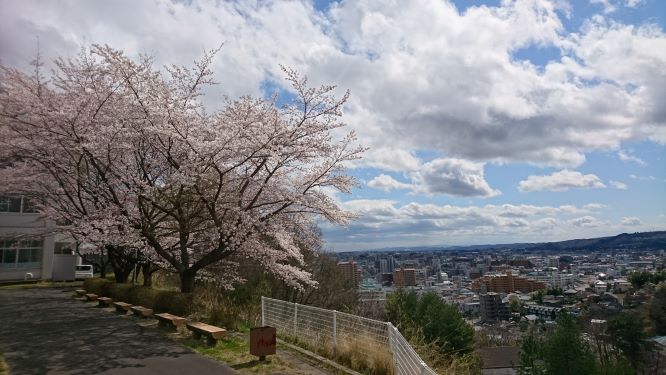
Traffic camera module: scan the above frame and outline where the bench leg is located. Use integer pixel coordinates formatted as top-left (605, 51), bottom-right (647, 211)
top-left (206, 336), bottom-right (217, 346)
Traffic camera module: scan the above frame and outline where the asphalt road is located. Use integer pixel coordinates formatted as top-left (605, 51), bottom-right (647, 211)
top-left (0, 288), bottom-right (236, 375)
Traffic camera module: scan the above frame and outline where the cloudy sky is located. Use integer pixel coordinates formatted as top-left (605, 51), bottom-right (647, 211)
top-left (2, 0), bottom-right (665, 251)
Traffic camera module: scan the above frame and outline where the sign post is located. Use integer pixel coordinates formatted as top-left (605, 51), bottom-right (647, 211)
top-left (250, 326), bottom-right (276, 361)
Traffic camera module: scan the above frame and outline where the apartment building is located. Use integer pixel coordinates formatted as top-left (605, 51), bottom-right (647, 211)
top-left (479, 292), bottom-right (510, 322)
top-left (393, 267), bottom-right (417, 287)
top-left (471, 272), bottom-right (546, 293)
top-left (337, 260), bottom-right (361, 287)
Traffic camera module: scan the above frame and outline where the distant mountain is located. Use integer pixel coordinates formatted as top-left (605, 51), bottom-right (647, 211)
top-left (355, 231), bottom-right (666, 253)
top-left (522, 231), bottom-right (666, 252)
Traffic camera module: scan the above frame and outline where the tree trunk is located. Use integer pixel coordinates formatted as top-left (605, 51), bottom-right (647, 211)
top-left (115, 269), bottom-right (131, 283)
top-left (106, 245), bottom-right (137, 283)
top-left (99, 263), bottom-right (107, 279)
top-left (180, 269), bottom-right (197, 293)
top-left (141, 263), bottom-right (156, 287)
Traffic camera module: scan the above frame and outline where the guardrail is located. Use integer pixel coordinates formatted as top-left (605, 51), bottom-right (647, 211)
top-left (261, 296), bottom-right (436, 375)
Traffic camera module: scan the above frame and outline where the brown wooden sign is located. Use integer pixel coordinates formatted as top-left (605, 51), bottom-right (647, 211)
top-left (250, 326), bottom-right (277, 359)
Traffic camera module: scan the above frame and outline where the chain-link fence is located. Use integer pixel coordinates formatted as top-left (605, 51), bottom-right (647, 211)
top-left (261, 296), bottom-right (436, 375)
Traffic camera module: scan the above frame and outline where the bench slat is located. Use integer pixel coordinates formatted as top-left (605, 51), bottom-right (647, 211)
top-left (113, 302), bottom-right (133, 313)
top-left (186, 322), bottom-right (226, 339)
top-left (155, 313), bottom-right (186, 329)
top-left (130, 306), bottom-right (153, 317)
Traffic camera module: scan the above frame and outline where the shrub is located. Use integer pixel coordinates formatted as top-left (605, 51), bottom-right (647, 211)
top-left (83, 278), bottom-right (113, 295)
top-left (83, 279), bottom-right (192, 316)
top-left (154, 290), bottom-right (192, 316)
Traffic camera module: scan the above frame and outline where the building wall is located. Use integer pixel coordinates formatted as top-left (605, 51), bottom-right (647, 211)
top-left (472, 272), bottom-right (546, 293)
top-left (0, 212), bottom-right (56, 281)
top-left (0, 196), bottom-right (59, 281)
top-left (337, 261), bottom-right (360, 287)
top-left (479, 293), bottom-right (510, 322)
top-left (393, 268), bottom-right (417, 287)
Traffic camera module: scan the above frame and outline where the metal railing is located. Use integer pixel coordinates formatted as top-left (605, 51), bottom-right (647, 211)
top-left (261, 296), bottom-right (436, 375)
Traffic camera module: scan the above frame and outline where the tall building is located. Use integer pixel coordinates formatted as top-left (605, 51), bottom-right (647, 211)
top-left (393, 267), bottom-right (417, 287)
top-left (386, 255), bottom-right (396, 273)
top-left (471, 272), bottom-right (546, 293)
top-left (479, 292), bottom-right (510, 322)
top-left (379, 258), bottom-right (389, 274)
top-left (337, 260), bottom-right (361, 287)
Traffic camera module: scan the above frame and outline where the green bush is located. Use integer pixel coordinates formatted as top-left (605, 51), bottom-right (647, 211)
top-left (83, 278), bottom-right (113, 295)
top-left (83, 279), bottom-right (192, 316)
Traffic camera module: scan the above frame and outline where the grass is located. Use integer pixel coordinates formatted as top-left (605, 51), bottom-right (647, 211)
top-left (182, 332), bottom-right (304, 374)
top-left (283, 334), bottom-right (393, 375)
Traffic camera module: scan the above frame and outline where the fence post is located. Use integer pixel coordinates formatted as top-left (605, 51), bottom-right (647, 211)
top-left (333, 310), bottom-right (337, 349)
top-left (261, 296), bottom-right (265, 326)
top-left (419, 361), bottom-right (428, 375)
top-left (293, 302), bottom-right (298, 336)
top-left (387, 322), bottom-right (399, 375)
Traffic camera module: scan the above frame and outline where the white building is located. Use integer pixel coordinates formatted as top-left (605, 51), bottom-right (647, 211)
top-left (0, 196), bottom-right (73, 281)
top-left (527, 270), bottom-right (577, 289)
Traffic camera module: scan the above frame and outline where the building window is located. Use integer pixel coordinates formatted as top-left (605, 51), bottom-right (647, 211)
top-left (0, 239), bottom-right (43, 269)
top-left (54, 242), bottom-right (75, 255)
top-left (0, 196), bottom-right (37, 214)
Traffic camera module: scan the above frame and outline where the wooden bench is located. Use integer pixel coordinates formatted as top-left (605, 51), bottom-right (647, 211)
top-left (155, 313), bottom-right (186, 330)
top-left (85, 293), bottom-right (98, 302)
top-left (97, 297), bottom-right (113, 307)
top-left (113, 302), bottom-right (133, 314)
top-left (75, 289), bottom-right (86, 296)
top-left (186, 322), bottom-right (227, 346)
top-left (130, 306), bottom-right (153, 318)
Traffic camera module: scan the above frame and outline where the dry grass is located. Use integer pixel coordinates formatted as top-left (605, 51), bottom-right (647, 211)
top-left (285, 333), bottom-right (393, 375)
top-left (0, 355), bottom-right (9, 375)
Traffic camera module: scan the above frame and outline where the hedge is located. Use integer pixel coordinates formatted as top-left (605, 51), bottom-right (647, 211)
top-left (83, 278), bottom-right (192, 316)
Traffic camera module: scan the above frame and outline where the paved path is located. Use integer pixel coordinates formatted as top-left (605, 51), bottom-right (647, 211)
top-left (0, 288), bottom-right (236, 375)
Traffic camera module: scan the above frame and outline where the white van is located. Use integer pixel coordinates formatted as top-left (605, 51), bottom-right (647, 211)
top-left (75, 264), bottom-right (94, 279)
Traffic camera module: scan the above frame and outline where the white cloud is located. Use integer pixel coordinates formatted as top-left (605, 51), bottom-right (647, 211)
top-left (591, 0), bottom-right (645, 13)
top-left (621, 216), bottom-right (642, 226)
top-left (582, 203), bottom-right (608, 211)
top-left (367, 174), bottom-right (413, 192)
top-left (366, 157), bottom-right (500, 197)
top-left (321, 200), bottom-right (632, 250)
top-left (617, 150), bottom-right (646, 165)
top-left (410, 158), bottom-right (500, 197)
top-left (358, 148), bottom-right (422, 172)
top-left (609, 180), bottom-right (628, 189)
top-left (518, 170), bottom-right (607, 192)
top-left (1, 0), bottom-right (664, 169)
top-left (629, 174), bottom-right (656, 181)
top-left (568, 216), bottom-right (605, 227)
top-left (625, 0), bottom-right (645, 8)
top-left (590, 0), bottom-right (618, 14)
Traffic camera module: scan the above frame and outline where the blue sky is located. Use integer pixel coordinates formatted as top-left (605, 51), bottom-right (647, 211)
top-left (2, 0), bottom-right (665, 250)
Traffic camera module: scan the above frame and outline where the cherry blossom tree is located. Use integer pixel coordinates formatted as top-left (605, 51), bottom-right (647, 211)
top-left (0, 45), bottom-right (363, 292)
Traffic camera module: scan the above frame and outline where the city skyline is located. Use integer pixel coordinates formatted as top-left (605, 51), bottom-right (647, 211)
top-left (2, 0), bottom-right (665, 251)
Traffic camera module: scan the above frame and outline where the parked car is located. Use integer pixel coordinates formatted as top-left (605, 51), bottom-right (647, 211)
top-left (75, 264), bottom-right (94, 279)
